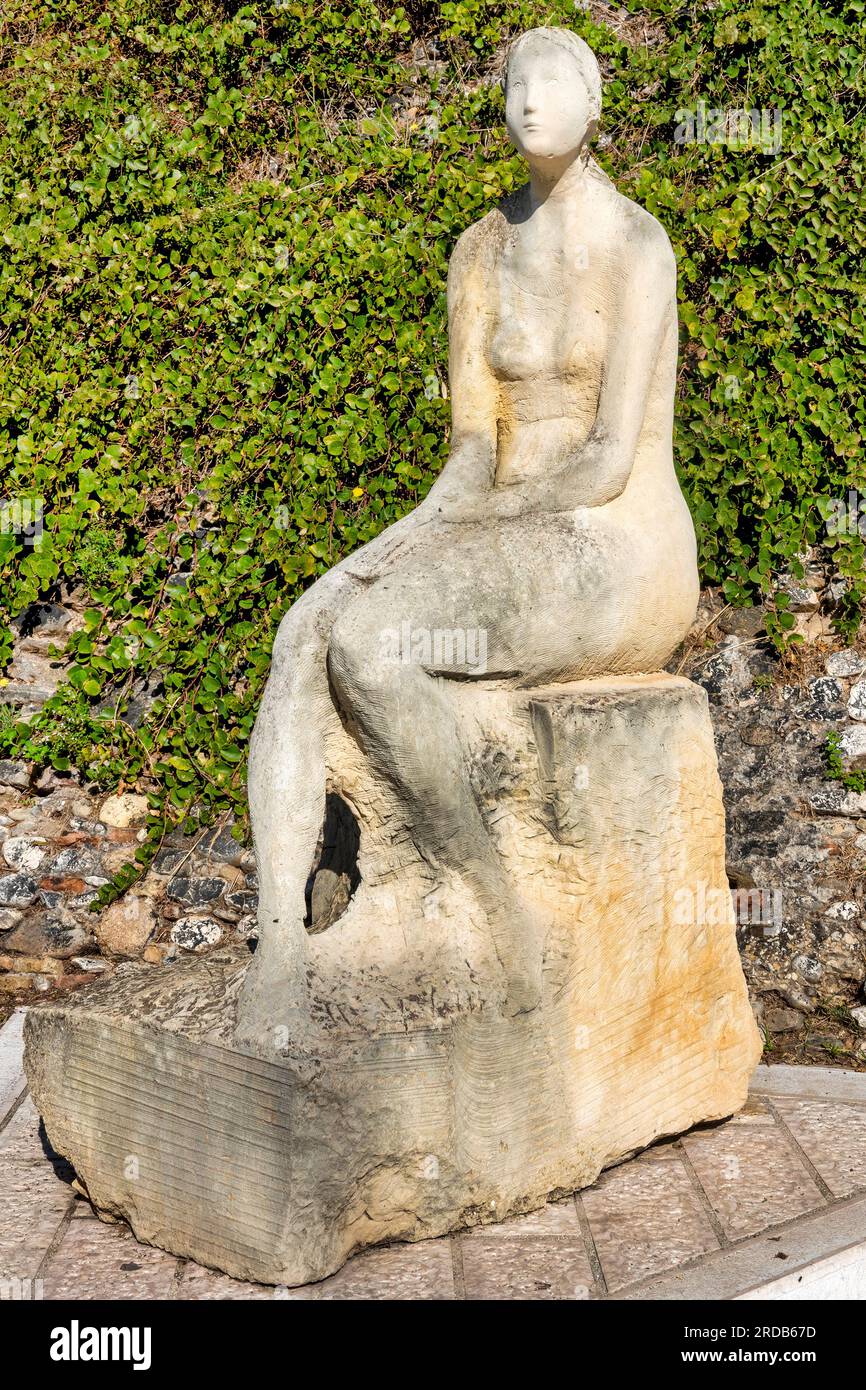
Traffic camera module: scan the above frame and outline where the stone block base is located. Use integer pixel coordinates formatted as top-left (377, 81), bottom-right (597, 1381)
top-left (24, 675), bottom-right (761, 1285)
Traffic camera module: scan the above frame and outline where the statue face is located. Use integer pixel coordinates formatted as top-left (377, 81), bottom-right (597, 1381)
top-left (505, 38), bottom-right (594, 164)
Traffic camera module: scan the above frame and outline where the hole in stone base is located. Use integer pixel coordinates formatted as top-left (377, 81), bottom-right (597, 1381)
top-left (305, 792), bottom-right (361, 933)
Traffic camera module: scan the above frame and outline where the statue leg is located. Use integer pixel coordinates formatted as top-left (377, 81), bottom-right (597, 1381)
top-left (235, 569), bottom-right (358, 1049)
top-left (327, 559), bottom-right (546, 1017)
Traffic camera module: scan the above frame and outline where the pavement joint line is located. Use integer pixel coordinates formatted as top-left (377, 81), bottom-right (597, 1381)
top-left (765, 1097), bottom-right (836, 1203)
top-left (673, 1138), bottom-right (731, 1249)
top-left (0, 1081), bottom-right (28, 1138)
top-left (34, 1191), bottom-right (78, 1287)
top-left (573, 1191), bottom-right (607, 1296)
top-left (449, 1234), bottom-right (466, 1300)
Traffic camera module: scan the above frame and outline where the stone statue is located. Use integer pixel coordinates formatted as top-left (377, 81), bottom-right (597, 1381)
top-left (237, 27), bottom-right (699, 1046)
top-left (25, 30), bottom-right (761, 1288)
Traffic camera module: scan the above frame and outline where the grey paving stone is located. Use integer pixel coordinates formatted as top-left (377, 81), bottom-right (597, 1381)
top-left (682, 1120), bottom-right (825, 1239)
top-left (582, 1145), bottom-right (719, 1291)
top-left (461, 1201), bottom-right (594, 1300)
top-left (42, 1215), bottom-right (180, 1300)
top-left (773, 1096), bottom-right (866, 1197)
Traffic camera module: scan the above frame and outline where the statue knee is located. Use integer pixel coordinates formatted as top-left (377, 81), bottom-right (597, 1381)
top-left (329, 608), bottom-right (402, 704)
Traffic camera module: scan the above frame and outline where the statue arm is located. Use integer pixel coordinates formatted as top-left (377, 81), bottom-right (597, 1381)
top-left (575, 224), bottom-right (677, 505)
top-left (420, 224), bottom-right (499, 519)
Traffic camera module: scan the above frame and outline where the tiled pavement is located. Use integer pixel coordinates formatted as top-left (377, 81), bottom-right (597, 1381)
top-left (2, 1007), bottom-right (866, 1300)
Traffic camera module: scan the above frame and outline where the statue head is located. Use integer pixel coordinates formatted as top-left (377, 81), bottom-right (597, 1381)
top-left (504, 28), bottom-right (602, 170)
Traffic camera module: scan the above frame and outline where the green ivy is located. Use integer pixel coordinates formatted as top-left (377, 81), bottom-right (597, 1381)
top-left (0, 0), bottom-right (864, 836)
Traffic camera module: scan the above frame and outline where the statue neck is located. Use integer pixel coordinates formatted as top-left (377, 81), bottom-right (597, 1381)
top-left (527, 147), bottom-right (593, 213)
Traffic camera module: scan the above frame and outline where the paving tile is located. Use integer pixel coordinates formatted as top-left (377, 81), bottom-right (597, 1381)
top-left (773, 1097), bottom-right (866, 1197)
top-left (0, 1009), bottom-right (26, 1122)
top-left (42, 1215), bottom-right (180, 1300)
top-left (469, 1199), bottom-right (583, 1241)
top-left (461, 1201), bottom-right (593, 1300)
top-left (0, 1094), bottom-right (49, 1163)
top-left (582, 1146), bottom-right (719, 1292)
top-left (310, 1239), bottom-right (455, 1300)
top-left (682, 1120), bottom-right (825, 1240)
top-left (177, 1262), bottom-right (280, 1301)
top-left (0, 1158), bottom-right (73, 1282)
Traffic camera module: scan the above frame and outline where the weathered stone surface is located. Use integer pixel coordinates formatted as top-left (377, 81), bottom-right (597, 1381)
top-left (98, 793), bottom-right (149, 828)
top-left (718, 605), bottom-right (765, 638)
top-left (26, 675), bottom-right (760, 1286)
top-left (2, 916), bottom-right (92, 960)
top-left (849, 681), bottom-right (866, 722)
top-left (826, 649), bottom-right (866, 679)
top-left (0, 873), bottom-right (37, 908)
top-left (170, 916), bottom-right (223, 951)
top-left (12, 601), bottom-right (74, 638)
top-left (683, 622), bottom-right (866, 1011)
top-left (777, 576), bottom-right (819, 613)
top-left (0, 973), bottom-right (38, 993)
top-left (199, 824), bottom-right (253, 869)
top-left (93, 895), bottom-right (157, 957)
top-left (166, 876), bottom-right (224, 908)
top-left (765, 1007), bottom-right (805, 1034)
top-left (0, 953), bottom-right (63, 976)
top-left (2, 837), bottom-right (47, 873)
top-left (800, 676), bottom-right (844, 721)
top-left (0, 760), bottom-right (30, 790)
top-left (839, 725), bottom-right (866, 770)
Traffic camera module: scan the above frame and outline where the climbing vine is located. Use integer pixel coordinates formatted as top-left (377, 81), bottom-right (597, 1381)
top-left (0, 0), bottom-right (863, 838)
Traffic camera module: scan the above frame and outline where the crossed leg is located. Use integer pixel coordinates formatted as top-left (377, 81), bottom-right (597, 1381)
top-left (325, 526), bottom-right (592, 1015)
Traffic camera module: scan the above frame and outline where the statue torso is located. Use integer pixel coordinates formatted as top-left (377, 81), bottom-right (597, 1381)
top-left (480, 179), bottom-right (670, 488)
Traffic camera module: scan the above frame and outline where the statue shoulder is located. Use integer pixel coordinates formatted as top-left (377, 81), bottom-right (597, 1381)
top-left (448, 203), bottom-right (510, 282)
top-left (612, 190), bottom-right (677, 278)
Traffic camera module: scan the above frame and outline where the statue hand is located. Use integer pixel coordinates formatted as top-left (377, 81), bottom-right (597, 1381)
top-left (560, 433), bottom-right (632, 509)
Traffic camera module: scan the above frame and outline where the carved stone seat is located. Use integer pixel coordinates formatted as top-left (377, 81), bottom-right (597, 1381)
top-left (25, 674), bottom-right (759, 1286)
